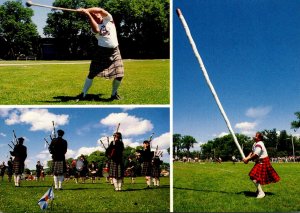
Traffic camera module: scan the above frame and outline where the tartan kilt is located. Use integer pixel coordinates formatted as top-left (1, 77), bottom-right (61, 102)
top-left (108, 159), bottom-right (124, 178)
top-left (88, 46), bottom-right (124, 79)
top-left (129, 168), bottom-right (136, 177)
top-left (141, 161), bottom-right (152, 176)
top-left (249, 157), bottom-right (280, 185)
top-left (13, 160), bottom-right (24, 175)
top-left (52, 161), bottom-right (65, 176)
top-left (152, 166), bottom-right (161, 178)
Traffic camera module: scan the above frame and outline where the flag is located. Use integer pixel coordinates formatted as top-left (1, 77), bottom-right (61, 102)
top-left (37, 186), bottom-right (54, 210)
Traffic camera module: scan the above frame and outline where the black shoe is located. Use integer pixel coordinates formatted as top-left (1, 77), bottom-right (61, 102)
top-left (76, 93), bottom-right (85, 102)
top-left (110, 93), bottom-right (122, 100)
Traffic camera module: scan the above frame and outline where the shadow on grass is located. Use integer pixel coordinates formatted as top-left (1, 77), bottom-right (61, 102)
top-left (125, 185), bottom-right (169, 192)
top-left (41, 94), bottom-right (115, 103)
top-left (174, 187), bottom-right (275, 197)
top-left (239, 191), bottom-right (275, 197)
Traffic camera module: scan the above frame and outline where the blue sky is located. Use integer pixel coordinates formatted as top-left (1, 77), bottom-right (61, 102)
top-left (173, 0), bottom-right (300, 149)
top-left (0, 108), bottom-right (170, 169)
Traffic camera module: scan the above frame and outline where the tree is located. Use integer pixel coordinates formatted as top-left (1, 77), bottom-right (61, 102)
top-left (44, 0), bottom-right (98, 59)
top-left (105, 0), bottom-right (169, 58)
top-left (291, 112), bottom-right (300, 132)
top-left (181, 135), bottom-right (197, 156)
top-left (43, 0), bottom-right (169, 59)
top-left (0, 0), bottom-right (39, 59)
top-left (200, 134), bottom-right (252, 160)
top-left (173, 134), bottom-right (182, 157)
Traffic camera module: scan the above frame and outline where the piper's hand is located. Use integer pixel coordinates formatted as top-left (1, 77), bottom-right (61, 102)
top-left (243, 158), bottom-right (249, 164)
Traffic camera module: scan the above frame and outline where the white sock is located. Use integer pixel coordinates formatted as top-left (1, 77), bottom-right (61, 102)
top-left (152, 178), bottom-right (156, 186)
top-left (82, 78), bottom-right (93, 96)
top-left (54, 176), bottom-right (58, 189)
top-left (14, 175), bottom-right (18, 185)
top-left (146, 177), bottom-right (151, 186)
top-left (117, 179), bottom-right (122, 190)
top-left (253, 180), bottom-right (263, 193)
top-left (113, 178), bottom-right (118, 190)
top-left (112, 79), bottom-right (121, 96)
top-left (58, 175), bottom-right (64, 188)
top-left (17, 175), bottom-right (21, 186)
top-left (257, 183), bottom-right (263, 193)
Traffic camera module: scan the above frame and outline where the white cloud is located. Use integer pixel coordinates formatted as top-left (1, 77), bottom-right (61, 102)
top-left (74, 146), bottom-right (105, 159)
top-left (0, 133), bottom-right (6, 137)
top-left (246, 106), bottom-right (272, 118)
top-left (235, 121), bottom-right (257, 136)
top-left (0, 108), bottom-right (11, 117)
top-left (5, 109), bottom-right (69, 132)
top-left (217, 132), bottom-right (229, 138)
top-left (100, 113), bottom-right (153, 136)
top-left (122, 107), bottom-right (136, 112)
top-left (150, 132), bottom-right (170, 150)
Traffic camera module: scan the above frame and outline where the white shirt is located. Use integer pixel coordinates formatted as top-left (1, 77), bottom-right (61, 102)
top-left (94, 14), bottom-right (119, 48)
top-left (252, 141), bottom-right (268, 159)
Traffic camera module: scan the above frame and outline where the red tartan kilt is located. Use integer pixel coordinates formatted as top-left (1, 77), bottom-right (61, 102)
top-left (249, 157), bottom-right (280, 185)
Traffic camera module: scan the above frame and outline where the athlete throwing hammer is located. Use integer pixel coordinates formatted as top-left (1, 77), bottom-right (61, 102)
top-left (243, 132), bottom-right (280, 198)
top-left (76, 7), bottom-right (124, 101)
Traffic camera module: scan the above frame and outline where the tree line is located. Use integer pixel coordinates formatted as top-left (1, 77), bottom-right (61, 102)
top-left (173, 112), bottom-right (300, 161)
top-left (0, 0), bottom-right (169, 60)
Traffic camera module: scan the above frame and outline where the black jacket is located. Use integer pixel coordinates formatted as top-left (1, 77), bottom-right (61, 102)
top-left (49, 136), bottom-right (68, 161)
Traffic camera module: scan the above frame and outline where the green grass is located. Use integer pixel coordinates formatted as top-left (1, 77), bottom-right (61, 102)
top-left (0, 176), bottom-right (170, 212)
top-left (173, 162), bottom-right (300, 212)
top-left (0, 59), bottom-right (169, 105)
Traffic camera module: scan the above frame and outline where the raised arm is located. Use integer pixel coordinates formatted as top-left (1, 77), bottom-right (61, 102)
top-left (85, 7), bottom-right (109, 17)
top-left (77, 7), bottom-right (110, 33)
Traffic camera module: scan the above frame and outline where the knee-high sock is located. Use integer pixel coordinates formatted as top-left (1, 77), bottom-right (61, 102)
top-left (117, 179), bottom-right (122, 190)
top-left (113, 178), bottom-right (118, 190)
top-left (253, 180), bottom-right (263, 193)
top-left (14, 175), bottom-right (17, 185)
top-left (112, 79), bottom-right (121, 96)
top-left (54, 176), bottom-right (58, 189)
top-left (146, 176), bottom-right (151, 186)
top-left (82, 78), bottom-right (93, 96)
top-left (58, 175), bottom-right (64, 188)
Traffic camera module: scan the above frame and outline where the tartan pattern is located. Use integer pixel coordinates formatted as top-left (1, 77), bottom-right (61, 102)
top-left (141, 161), bottom-right (152, 176)
top-left (249, 157), bottom-right (280, 185)
top-left (52, 161), bottom-right (64, 176)
top-left (88, 46), bottom-right (124, 79)
top-left (13, 160), bottom-right (24, 175)
top-left (152, 166), bottom-right (161, 178)
top-left (108, 159), bottom-right (124, 178)
top-left (126, 168), bottom-right (136, 177)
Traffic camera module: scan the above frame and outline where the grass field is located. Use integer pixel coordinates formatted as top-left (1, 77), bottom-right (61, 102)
top-left (0, 59), bottom-right (169, 105)
top-left (173, 162), bottom-right (300, 212)
top-left (0, 176), bottom-right (170, 212)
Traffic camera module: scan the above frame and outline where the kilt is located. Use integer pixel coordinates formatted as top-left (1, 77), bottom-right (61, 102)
top-left (13, 160), bottom-right (24, 175)
top-left (128, 168), bottom-right (136, 177)
top-left (249, 157), bottom-right (280, 185)
top-left (52, 161), bottom-right (65, 176)
top-left (88, 46), bottom-right (124, 79)
top-left (141, 161), bottom-right (152, 176)
top-left (108, 160), bottom-right (124, 178)
top-left (152, 166), bottom-right (161, 178)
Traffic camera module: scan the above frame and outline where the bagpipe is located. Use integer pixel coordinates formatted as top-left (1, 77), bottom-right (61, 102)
top-left (8, 130), bottom-right (18, 156)
top-left (102, 123), bottom-right (120, 158)
top-left (43, 121), bottom-right (56, 154)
